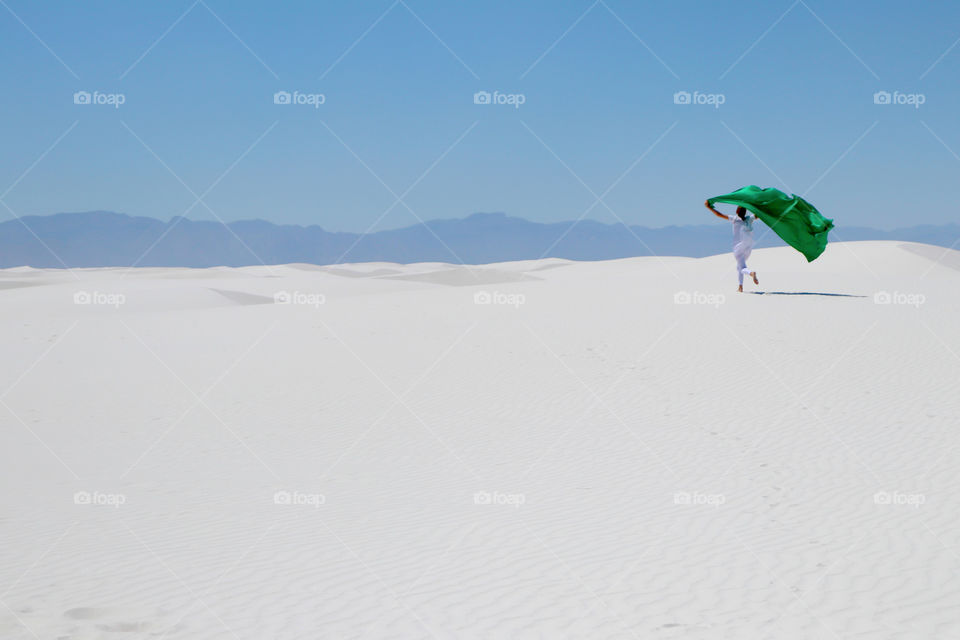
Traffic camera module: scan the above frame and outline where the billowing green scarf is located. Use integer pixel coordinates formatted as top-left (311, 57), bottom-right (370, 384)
top-left (707, 185), bottom-right (834, 262)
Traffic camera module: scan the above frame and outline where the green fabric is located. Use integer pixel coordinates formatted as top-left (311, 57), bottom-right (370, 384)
top-left (707, 185), bottom-right (834, 262)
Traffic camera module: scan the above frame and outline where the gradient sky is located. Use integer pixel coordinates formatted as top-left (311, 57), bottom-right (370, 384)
top-left (1, 0), bottom-right (959, 232)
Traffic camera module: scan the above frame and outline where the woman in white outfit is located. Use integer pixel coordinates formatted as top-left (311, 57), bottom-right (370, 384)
top-left (705, 201), bottom-right (760, 292)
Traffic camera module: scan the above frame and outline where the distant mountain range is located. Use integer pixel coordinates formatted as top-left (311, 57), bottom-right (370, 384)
top-left (1, 211), bottom-right (958, 268)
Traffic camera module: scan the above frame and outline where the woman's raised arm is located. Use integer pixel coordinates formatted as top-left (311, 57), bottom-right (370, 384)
top-left (704, 200), bottom-right (729, 220)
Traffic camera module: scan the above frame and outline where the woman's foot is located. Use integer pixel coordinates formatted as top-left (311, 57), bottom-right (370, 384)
top-left (751, 271), bottom-right (759, 285)
top-left (738, 285), bottom-right (744, 293)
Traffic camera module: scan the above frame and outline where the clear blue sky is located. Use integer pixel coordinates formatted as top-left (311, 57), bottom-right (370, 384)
top-left (1, 0), bottom-right (958, 232)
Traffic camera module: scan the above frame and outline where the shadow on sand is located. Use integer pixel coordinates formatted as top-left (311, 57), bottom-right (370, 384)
top-left (749, 291), bottom-right (867, 298)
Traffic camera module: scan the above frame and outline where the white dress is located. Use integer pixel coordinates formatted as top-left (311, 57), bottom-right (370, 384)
top-left (732, 214), bottom-right (755, 284)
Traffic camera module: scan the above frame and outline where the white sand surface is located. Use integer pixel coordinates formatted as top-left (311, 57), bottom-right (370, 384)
top-left (1, 241), bottom-right (958, 639)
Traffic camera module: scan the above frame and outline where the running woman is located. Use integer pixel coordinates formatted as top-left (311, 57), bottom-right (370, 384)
top-left (705, 201), bottom-right (760, 292)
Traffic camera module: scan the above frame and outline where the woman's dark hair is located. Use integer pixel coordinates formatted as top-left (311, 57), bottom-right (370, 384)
top-left (736, 206), bottom-right (747, 219)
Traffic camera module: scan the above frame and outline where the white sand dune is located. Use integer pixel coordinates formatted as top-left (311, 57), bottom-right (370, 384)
top-left (1, 241), bottom-right (958, 639)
